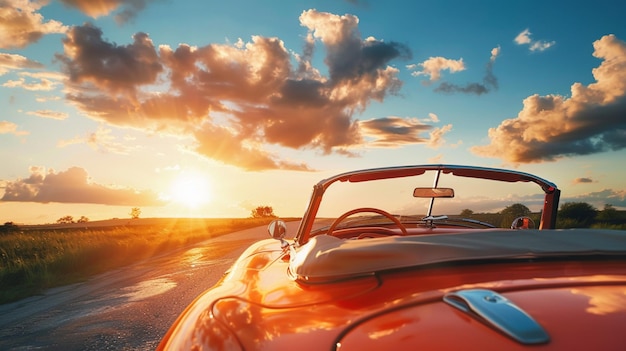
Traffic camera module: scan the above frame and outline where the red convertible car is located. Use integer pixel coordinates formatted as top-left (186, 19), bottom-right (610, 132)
top-left (158, 164), bottom-right (626, 350)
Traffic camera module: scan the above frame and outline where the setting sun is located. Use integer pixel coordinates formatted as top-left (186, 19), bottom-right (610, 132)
top-left (169, 172), bottom-right (213, 208)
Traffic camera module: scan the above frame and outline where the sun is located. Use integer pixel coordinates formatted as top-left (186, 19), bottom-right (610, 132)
top-left (169, 172), bottom-right (213, 208)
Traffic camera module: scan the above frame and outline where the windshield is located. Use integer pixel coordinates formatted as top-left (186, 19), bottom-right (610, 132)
top-left (298, 165), bottom-right (559, 242)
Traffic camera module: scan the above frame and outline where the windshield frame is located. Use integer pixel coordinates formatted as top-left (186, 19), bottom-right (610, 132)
top-left (294, 164), bottom-right (560, 245)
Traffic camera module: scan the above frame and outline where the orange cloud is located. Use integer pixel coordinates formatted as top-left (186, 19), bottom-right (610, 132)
top-left (1, 166), bottom-right (164, 206)
top-left (58, 126), bottom-right (134, 154)
top-left (0, 0), bottom-right (67, 49)
top-left (0, 53), bottom-right (44, 75)
top-left (409, 57), bottom-right (466, 81)
top-left (3, 76), bottom-right (58, 91)
top-left (57, 10), bottom-right (418, 171)
top-left (427, 124), bottom-right (453, 149)
top-left (472, 35), bottom-right (626, 164)
top-left (58, 0), bottom-right (155, 23)
top-left (194, 124), bottom-right (313, 172)
top-left (359, 116), bottom-right (430, 147)
top-left (26, 110), bottom-right (68, 120)
top-left (0, 121), bottom-right (29, 136)
top-left (58, 0), bottom-right (120, 17)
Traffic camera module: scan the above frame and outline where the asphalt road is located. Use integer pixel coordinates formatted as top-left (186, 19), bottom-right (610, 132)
top-left (0, 221), bottom-right (301, 350)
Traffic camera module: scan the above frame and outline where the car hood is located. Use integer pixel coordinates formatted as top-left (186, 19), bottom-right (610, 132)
top-left (159, 236), bottom-right (626, 351)
top-left (335, 280), bottom-right (626, 350)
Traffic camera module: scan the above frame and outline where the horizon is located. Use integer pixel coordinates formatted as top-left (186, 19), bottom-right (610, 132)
top-left (1, 1), bottom-right (625, 224)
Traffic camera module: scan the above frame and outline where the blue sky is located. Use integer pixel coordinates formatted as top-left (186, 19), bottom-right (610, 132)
top-left (1, 0), bottom-right (625, 224)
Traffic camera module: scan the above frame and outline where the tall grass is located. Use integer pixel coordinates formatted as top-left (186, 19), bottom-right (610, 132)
top-left (0, 218), bottom-right (279, 304)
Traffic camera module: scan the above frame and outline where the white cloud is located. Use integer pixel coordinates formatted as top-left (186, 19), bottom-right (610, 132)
top-left (473, 34), bottom-right (626, 164)
top-left (514, 28), bottom-right (555, 52)
top-left (409, 57), bottom-right (465, 81)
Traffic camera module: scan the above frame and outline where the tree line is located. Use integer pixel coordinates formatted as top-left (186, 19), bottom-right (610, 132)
top-left (460, 202), bottom-right (625, 229)
top-left (3, 202), bottom-right (624, 234)
top-left (53, 207), bottom-right (143, 224)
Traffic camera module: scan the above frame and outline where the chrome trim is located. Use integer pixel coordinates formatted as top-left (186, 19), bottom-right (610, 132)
top-left (444, 289), bottom-right (549, 345)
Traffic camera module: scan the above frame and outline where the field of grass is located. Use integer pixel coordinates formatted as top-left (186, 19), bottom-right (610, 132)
top-left (0, 217), bottom-right (282, 305)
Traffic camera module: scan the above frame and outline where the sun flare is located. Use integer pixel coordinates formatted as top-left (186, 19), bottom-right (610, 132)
top-left (169, 172), bottom-right (213, 208)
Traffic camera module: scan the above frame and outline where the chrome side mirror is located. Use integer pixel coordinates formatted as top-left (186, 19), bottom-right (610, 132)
top-left (511, 216), bottom-right (535, 230)
top-left (268, 220), bottom-right (289, 248)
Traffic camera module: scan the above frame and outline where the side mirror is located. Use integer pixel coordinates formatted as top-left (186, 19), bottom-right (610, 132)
top-left (268, 220), bottom-right (289, 248)
top-left (511, 216), bottom-right (535, 230)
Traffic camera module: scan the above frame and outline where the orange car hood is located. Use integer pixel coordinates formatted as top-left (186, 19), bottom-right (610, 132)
top-left (335, 280), bottom-right (626, 350)
top-left (159, 234), bottom-right (626, 351)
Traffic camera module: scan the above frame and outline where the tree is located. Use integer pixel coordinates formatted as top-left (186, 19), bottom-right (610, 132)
top-left (501, 203), bottom-right (531, 217)
top-left (77, 216), bottom-right (89, 223)
top-left (251, 205), bottom-right (276, 218)
top-left (500, 203), bottom-right (531, 228)
top-left (558, 202), bottom-right (597, 228)
top-left (57, 215), bottom-right (74, 224)
top-left (130, 207), bottom-right (141, 219)
top-left (460, 209), bottom-right (474, 217)
top-left (596, 204), bottom-right (618, 222)
top-left (0, 222), bottom-right (19, 234)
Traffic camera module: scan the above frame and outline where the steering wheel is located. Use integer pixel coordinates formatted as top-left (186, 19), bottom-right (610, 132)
top-left (327, 207), bottom-right (409, 237)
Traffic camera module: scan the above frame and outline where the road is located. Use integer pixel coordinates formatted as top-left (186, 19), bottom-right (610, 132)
top-left (0, 221), bottom-right (300, 350)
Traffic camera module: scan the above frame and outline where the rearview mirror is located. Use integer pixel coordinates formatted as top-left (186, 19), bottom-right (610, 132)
top-left (413, 187), bottom-right (455, 198)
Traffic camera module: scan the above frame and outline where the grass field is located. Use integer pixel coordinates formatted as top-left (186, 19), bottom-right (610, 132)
top-left (0, 217), bottom-right (281, 305)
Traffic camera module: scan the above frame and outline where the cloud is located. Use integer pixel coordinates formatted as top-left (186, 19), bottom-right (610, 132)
top-left (472, 35), bottom-right (626, 164)
top-left (0, 120), bottom-right (29, 136)
top-left (56, 10), bottom-right (414, 170)
top-left (428, 154), bottom-right (444, 163)
top-left (0, 0), bottom-right (68, 49)
top-left (3, 76), bottom-right (58, 91)
top-left (408, 57), bottom-right (465, 81)
top-left (0, 53), bottom-right (44, 75)
top-left (427, 124), bottom-right (453, 149)
top-left (299, 10), bottom-right (411, 83)
top-left (433, 46), bottom-right (500, 95)
top-left (514, 29), bottom-right (555, 52)
top-left (563, 189), bottom-right (626, 209)
top-left (194, 124), bottom-right (313, 171)
top-left (435, 193), bottom-right (549, 214)
top-left (572, 177), bottom-right (594, 184)
top-left (359, 116), bottom-right (431, 147)
top-left (58, 0), bottom-right (157, 24)
top-left (358, 116), bottom-right (452, 150)
top-left (58, 126), bottom-right (135, 154)
top-left (427, 113), bottom-right (439, 123)
top-left (1, 166), bottom-right (164, 205)
top-left (26, 110), bottom-right (69, 120)
top-left (59, 24), bottom-right (163, 95)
